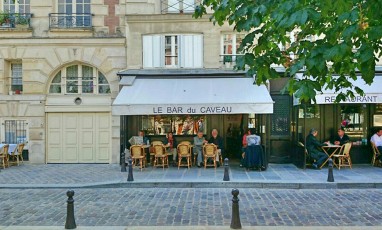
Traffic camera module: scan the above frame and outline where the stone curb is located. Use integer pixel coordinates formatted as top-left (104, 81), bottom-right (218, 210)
top-left (1, 181), bottom-right (382, 189)
top-left (1, 226), bottom-right (382, 230)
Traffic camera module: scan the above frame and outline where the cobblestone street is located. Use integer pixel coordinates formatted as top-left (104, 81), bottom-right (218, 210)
top-left (1, 188), bottom-right (382, 227)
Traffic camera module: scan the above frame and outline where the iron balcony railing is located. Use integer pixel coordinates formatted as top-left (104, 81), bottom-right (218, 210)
top-left (0, 13), bottom-right (32, 29)
top-left (161, 0), bottom-right (200, 14)
top-left (49, 13), bottom-right (92, 29)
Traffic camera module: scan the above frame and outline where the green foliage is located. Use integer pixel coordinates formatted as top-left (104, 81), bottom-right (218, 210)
top-left (0, 11), bottom-right (11, 25)
top-left (194, 0), bottom-right (382, 103)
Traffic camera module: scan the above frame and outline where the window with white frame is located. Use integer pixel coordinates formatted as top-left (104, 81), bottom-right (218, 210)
top-left (11, 63), bottom-right (23, 93)
top-left (3, 0), bottom-right (30, 13)
top-left (143, 34), bottom-right (203, 68)
top-left (58, 0), bottom-right (91, 27)
top-left (4, 120), bottom-right (27, 144)
top-left (221, 33), bottom-right (245, 63)
top-left (166, 0), bottom-right (196, 13)
top-left (49, 64), bottom-right (110, 94)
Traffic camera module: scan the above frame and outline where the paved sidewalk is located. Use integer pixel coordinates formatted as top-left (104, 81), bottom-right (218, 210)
top-left (0, 162), bottom-right (382, 189)
top-left (1, 227), bottom-right (382, 230)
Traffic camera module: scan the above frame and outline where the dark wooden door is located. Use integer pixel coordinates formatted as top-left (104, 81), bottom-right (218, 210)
top-left (269, 95), bottom-right (292, 163)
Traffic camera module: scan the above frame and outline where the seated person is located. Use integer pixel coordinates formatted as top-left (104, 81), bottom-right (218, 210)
top-left (208, 128), bottom-right (224, 167)
top-left (193, 130), bottom-right (208, 168)
top-left (244, 128), bottom-right (263, 170)
top-left (240, 129), bottom-right (251, 167)
top-left (246, 128), bottom-right (261, 146)
top-left (306, 128), bottom-right (328, 169)
top-left (128, 130), bottom-right (149, 145)
top-left (163, 132), bottom-right (177, 166)
top-left (370, 128), bottom-right (382, 163)
top-left (333, 127), bottom-right (350, 145)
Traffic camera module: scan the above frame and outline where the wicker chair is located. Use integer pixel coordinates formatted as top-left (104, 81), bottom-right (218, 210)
top-left (9, 143), bottom-right (25, 166)
top-left (177, 143), bottom-right (191, 169)
top-left (332, 143), bottom-right (352, 169)
top-left (0, 144), bottom-right (9, 169)
top-left (153, 144), bottom-right (168, 169)
top-left (150, 141), bottom-right (163, 164)
top-left (203, 143), bottom-right (217, 169)
top-left (130, 145), bottom-right (145, 171)
top-left (371, 141), bottom-right (381, 167)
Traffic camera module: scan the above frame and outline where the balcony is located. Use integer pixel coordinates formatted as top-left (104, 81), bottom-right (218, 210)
top-left (0, 13), bottom-right (32, 29)
top-left (161, 0), bottom-right (199, 14)
top-left (220, 54), bottom-right (242, 69)
top-left (49, 13), bottom-right (92, 29)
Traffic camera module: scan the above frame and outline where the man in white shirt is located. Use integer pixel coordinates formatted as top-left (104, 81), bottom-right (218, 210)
top-left (370, 128), bottom-right (382, 163)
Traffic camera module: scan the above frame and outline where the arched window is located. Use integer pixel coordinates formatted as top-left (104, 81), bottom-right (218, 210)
top-left (49, 64), bottom-right (110, 94)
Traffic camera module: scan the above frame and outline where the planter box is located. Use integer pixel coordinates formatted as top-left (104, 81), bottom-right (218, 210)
top-left (16, 24), bottom-right (29, 29)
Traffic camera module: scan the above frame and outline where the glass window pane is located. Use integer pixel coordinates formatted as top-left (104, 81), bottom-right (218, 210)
top-left (98, 72), bottom-right (108, 84)
top-left (141, 115), bottom-right (206, 135)
top-left (82, 65), bottom-right (93, 79)
top-left (223, 34), bottom-right (233, 54)
top-left (66, 65), bottom-right (78, 79)
top-left (98, 85), bottom-right (110, 94)
top-left (66, 80), bottom-right (78, 93)
top-left (49, 85), bottom-right (62, 93)
top-left (82, 80), bottom-right (93, 93)
top-left (52, 71), bottom-right (61, 83)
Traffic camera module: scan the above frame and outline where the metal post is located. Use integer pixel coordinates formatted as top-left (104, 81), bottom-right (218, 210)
top-left (127, 157), bottom-right (134, 182)
top-left (121, 151), bottom-right (126, 172)
top-left (327, 158), bottom-right (334, 182)
top-left (230, 189), bottom-right (242, 229)
top-left (65, 190), bottom-right (76, 229)
top-left (223, 158), bottom-right (230, 181)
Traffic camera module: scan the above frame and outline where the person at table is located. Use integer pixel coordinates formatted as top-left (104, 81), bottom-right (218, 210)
top-left (370, 128), bottom-right (382, 164)
top-left (163, 132), bottom-right (178, 166)
top-left (333, 127), bottom-right (350, 145)
top-left (194, 130), bottom-right (208, 168)
top-left (208, 128), bottom-right (224, 167)
top-left (306, 128), bottom-right (328, 169)
top-left (137, 130), bottom-right (150, 163)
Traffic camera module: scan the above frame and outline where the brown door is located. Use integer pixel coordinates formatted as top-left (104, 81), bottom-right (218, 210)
top-left (268, 95), bottom-right (292, 163)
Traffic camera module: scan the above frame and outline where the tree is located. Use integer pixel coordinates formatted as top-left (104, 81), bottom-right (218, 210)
top-left (194, 0), bottom-right (382, 103)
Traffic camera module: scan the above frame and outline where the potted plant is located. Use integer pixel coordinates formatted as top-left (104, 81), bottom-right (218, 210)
top-left (0, 11), bottom-right (11, 27)
top-left (16, 14), bottom-right (29, 28)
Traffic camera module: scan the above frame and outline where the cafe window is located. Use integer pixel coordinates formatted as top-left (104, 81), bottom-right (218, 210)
top-left (340, 105), bottom-right (365, 134)
top-left (298, 105), bottom-right (320, 118)
top-left (142, 34), bottom-right (203, 68)
top-left (4, 120), bottom-right (27, 144)
top-left (141, 115), bottom-right (206, 135)
top-left (49, 64), bottom-right (110, 94)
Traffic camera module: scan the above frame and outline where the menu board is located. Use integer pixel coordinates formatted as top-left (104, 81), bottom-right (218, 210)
top-left (376, 104), bottom-right (382, 114)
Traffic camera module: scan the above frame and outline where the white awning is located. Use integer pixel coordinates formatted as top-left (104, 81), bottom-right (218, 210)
top-left (294, 75), bottom-right (382, 105)
top-left (112, 77), bottom-right (274, 115)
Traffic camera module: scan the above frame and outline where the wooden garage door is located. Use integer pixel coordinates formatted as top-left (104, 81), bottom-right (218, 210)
top-left (47, 113), bottom-right (110, 163)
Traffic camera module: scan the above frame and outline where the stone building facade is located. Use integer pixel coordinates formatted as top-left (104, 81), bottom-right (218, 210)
top-left (0, 0), bottom-right (126, 163)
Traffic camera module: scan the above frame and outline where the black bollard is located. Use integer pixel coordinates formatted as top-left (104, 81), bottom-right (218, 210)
top-left (230, 189), bottom-right (242, 229)
top-left (121, 152), bottom-right (126, 172)
top-left (223, 158), bottom-right (230, 181)
top-left (65, 190), bottom-right (76, 229)
top-left (127, 157), bottom-right (134, 182)
top-left (327, 158), bottom-right (334, 182)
